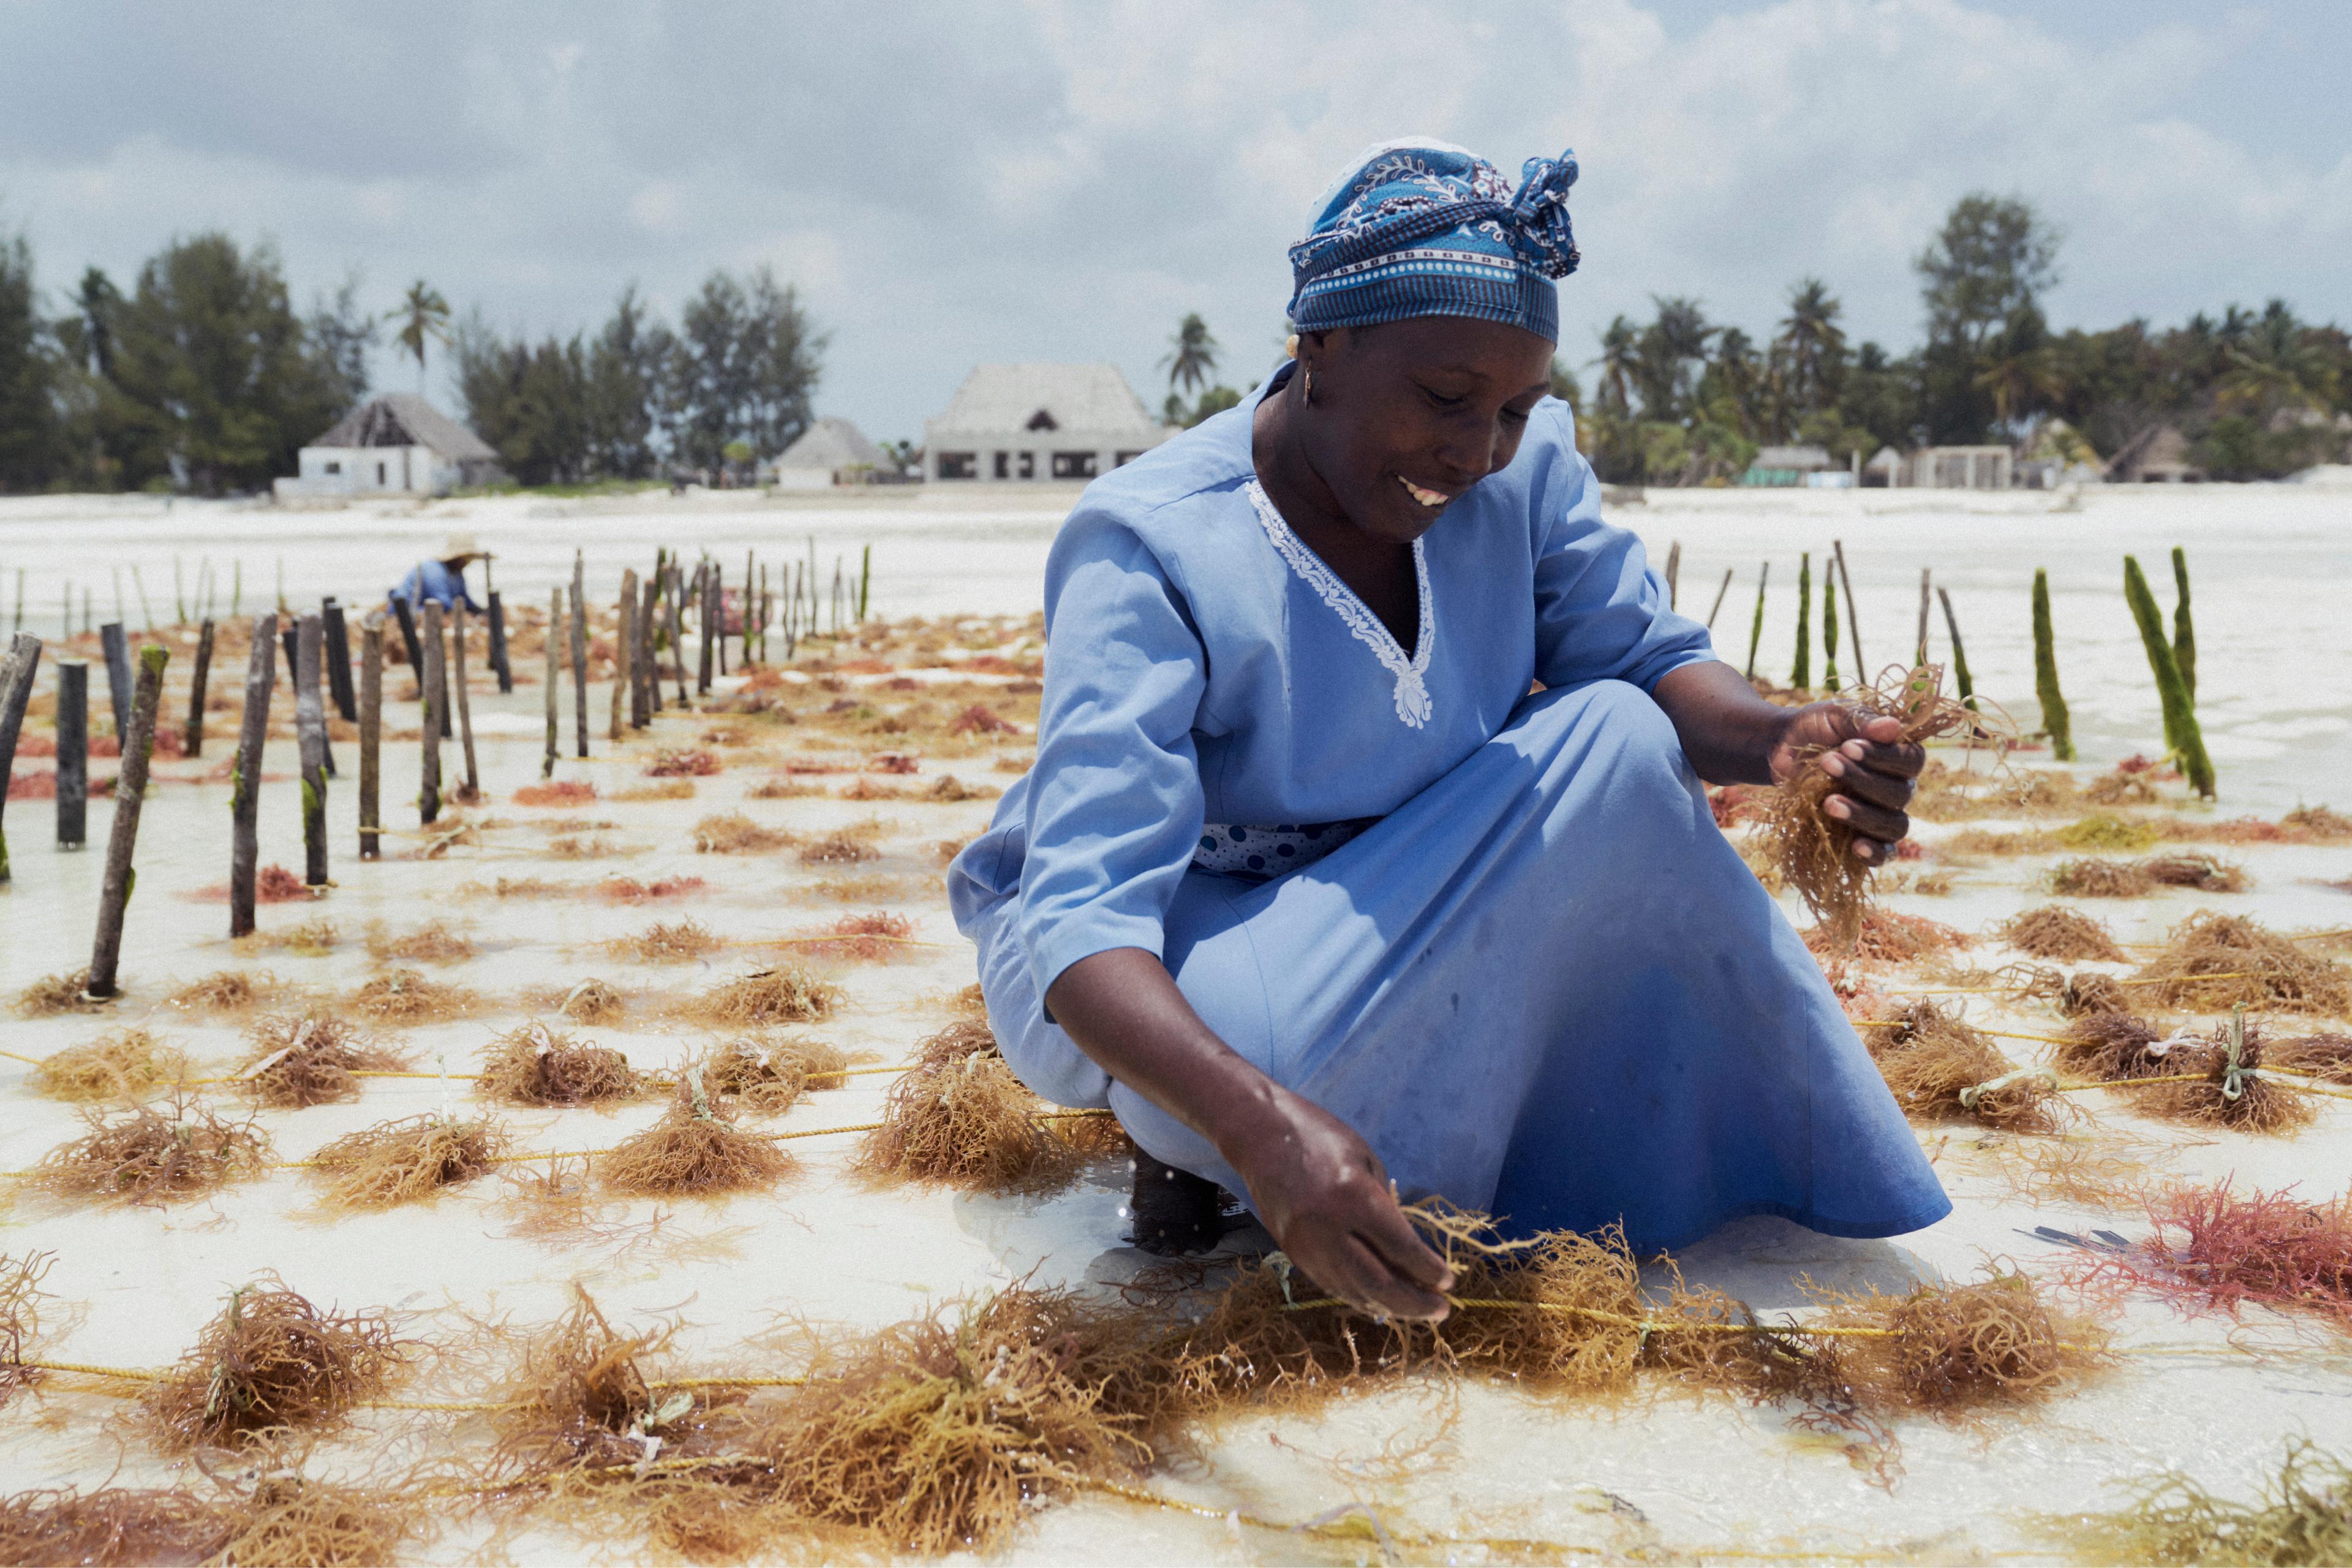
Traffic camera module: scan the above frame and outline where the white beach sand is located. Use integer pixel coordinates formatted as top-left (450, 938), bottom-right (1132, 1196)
top-left (0, 481), bottom-right (2348, 1562)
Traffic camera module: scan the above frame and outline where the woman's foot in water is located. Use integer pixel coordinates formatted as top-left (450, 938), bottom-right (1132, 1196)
top-left (1127, 1150), bottom-right (1246, 1254)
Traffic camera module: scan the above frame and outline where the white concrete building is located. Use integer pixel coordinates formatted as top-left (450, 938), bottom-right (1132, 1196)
top-left (924, 363), bottom-right (1172, 484)
top-left (767, 417), bottom-right (889, 490)
top-left (1864, 445), bottom-right (2015, 490)
top-left (274, 394), bottom-right (502, 500)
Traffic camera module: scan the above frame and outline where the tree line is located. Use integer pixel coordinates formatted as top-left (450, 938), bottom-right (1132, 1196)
top-left (0, 226), bottom-right (826, 494)
top-left (1567, 194), bottom-right (2352, 486)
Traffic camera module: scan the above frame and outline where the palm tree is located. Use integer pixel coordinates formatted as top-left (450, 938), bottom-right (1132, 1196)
top-left (1773, 278), bottom-right (1847, 421)
top-left (389, 281), bottom-right (452, 394)
top-left (74, 268), bottom-right (123, 380)
top-left (1973, 339), bottom-right (2065, 430)
top-left (1591, 315), bottom-right (1640, 415)
top-left (1160, 314), bottom-right (1219, 401)
top-left (1635, 296), bottom-right (1714, 422)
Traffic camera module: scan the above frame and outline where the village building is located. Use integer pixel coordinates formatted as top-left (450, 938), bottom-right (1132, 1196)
top-left (1864, 445), bottom-right (2013, 489)
top-left (2105, 424), bottom-right (2204, 483)
top-left (1740, 445), bottom-right (1853, 488)
top-left (924, 363), bottom-right (1172, 484)
top-left (766, 417), bottom-right (892, 490)
top-left (273, 394), bottom-right (502, 500)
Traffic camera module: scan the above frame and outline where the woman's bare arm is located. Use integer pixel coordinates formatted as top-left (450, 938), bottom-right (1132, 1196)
top-left (1044, 947), bottom-right (1457, 1320)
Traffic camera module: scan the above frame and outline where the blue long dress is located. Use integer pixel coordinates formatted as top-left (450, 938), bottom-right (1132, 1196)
top-left (948, 371), bottom-right (1949, 1251)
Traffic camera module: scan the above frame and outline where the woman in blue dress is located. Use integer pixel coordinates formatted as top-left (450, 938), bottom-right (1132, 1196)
top-left (948, 139), bottom-right (1948, 1322)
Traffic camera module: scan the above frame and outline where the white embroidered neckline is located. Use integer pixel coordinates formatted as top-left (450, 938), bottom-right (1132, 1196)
top-left (1243, 478), bottom-right (1435, 729)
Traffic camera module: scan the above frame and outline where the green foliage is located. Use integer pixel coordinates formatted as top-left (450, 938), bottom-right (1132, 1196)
top-left (2032, 568), bottom-right (2073, 761)
top-left (2123, 555), bottom-right (2214, 798)
top-left (1916, 193), bottom-right (2061, 355)
top-left (0, 230), bottom-right (59, 490)
top-left (1180, 385), bottom-right (1242, 428)
top-left (104, 234), bottom-right (352, 494)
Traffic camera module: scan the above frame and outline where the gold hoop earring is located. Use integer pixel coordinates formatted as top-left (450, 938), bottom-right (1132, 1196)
top-left (1302, 368), bottom-right (1314, 407)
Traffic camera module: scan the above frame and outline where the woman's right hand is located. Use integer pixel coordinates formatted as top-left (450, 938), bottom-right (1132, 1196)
top-left (1044, 946), bottom-right (1456, 1322)
top-left (1221, 1087), bottom-right (1457, 1322)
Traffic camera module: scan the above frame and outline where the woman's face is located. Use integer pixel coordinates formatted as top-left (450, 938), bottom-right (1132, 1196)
top-left (1297, 316), bottom-right (1556, 545)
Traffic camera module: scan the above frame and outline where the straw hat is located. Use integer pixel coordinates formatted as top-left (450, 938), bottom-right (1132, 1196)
top-left (438, 532), bottom-right (489, 565)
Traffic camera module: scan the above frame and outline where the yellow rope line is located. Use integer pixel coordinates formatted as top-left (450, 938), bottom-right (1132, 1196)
top-left (361, 1397), bottom-right (518, 1412)
top-left (1077, 1476), bottom-right (1614, 1559)
top-left (7, 1357), bottom-right (165, 1381)
top-left (646, 1375), bottom-right (810, 1389)
top-left (0, 1050), bottom-right (43, 1067)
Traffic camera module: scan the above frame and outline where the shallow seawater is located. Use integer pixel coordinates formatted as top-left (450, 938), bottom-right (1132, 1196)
top-left (0, 483), bottom-right (2348, 1562)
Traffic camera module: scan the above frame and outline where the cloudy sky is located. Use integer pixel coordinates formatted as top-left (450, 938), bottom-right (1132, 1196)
top-left (2, 0), bottom-right (2346, 442)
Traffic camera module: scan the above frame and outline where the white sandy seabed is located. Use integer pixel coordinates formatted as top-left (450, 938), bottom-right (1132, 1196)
top-left (0, 480), bottom-right (2346, 1563)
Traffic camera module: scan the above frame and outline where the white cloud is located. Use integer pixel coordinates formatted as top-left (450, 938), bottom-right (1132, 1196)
top-left (0, 0), bottom-right (2343, 441)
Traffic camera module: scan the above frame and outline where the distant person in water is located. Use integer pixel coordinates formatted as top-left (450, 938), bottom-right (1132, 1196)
top-left (389, 533), bottom-right (489, 613)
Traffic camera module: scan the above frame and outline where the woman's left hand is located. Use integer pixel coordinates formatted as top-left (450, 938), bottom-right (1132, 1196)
top-left (1770, 704), bottom-right (1924, 864)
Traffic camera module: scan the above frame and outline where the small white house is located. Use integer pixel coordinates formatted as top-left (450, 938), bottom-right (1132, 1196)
top-left (924, 363), bottom-right (1172, 484)
top-left (767, 417), bottom-right (889, 490)
top-left (274, 394), bottom-right (503, 500)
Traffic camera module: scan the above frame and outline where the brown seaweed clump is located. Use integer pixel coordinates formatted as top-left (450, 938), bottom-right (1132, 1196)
top-left (2133, 911), bottom-right (2352, 1015)
top-left (784, 910), bottom-right (918, 962)
top-left (685, 965), bottom-right (843, 1027)
top-left (2000, 907), bottom-right (2125, 962)
top-left (0, 1488), bottom-right (238, 1566)
top-left (203, 1475), bottom-right (417, 1568)
top-left (2052, 1438), bottom-right (2352, 1567)
top-left (2132, 1012), bottom-right (2315, 1135)
top-left (141, 1280), bottom-right (407, 1449)
top-left (546, 977), bottom-right (630, 1024)
top-left (608, 918), bottom-right (723, 963)
top-left (597, 1071), bottom-right (796, 1196)
top-left (351, 967), bottom-right (477, 1025)
top-left (1793, 1273), bottom-right (2109, 1420)
top-left (798, 829), bottom-right (881, 867)
top-left (167, 968), bottom-right (285, 1014)
top-left (478, 1023), bottom-right (643, 1107)
top-left (26, 1027), bottom-right (188, 1102)
top-left (2057, 971), bottom-right (2134, 1018)
top-left (238, 1014), bottom-right (409, 1107)
top-left (852, 1022), bottom-right (1099, 1191)
top-left (12, 967), bottom-right (102, 1017)
top-left (696, 1044), bottom-right (837, 1114)
top-left (304, 1115), bottom-right (510, 1210)
top-left (1763, 665), bottom-right (1981, 950)
top-left (365, 919), bottom-right (477, 964)
top-left (691, 812), bottom-right (795, 854)
top-left (1806, 908), bottom-right (1972, 965)
top-left (2056, 1012), bottom-right (2188, 1082)
top-left (490, 1289), bottom-right (684, 1474)
top-left (756, 1288), bottom-right (1162, 1553)
top-left (2075, 1180), bottom-right (2352, 1332)
top-left (1863, 1001), bottom-right (2062, 1131)
top-left (2051, 855), bottom-right (2248, 898)
top-left (1, 1251), bottom-right (55, 1406)
top-left (34, 1096), bottom-right (273, 1205)
top-left (2273, 1031), bottom-right (2352, 1084)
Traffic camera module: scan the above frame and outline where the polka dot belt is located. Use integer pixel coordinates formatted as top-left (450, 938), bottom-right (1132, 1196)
top-left (1191, 818), bottom-right (1381, 883)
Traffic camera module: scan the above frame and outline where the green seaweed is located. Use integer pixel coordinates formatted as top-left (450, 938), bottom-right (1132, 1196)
top-left (2032, 567), bottom-right (2073, 762)
top-left (2171, 545), bottom-right (2197, 704)
top-left (2124, 555), bottom-right (2212, 797)
top-left (1790, 552), bottom-right (1811, 690)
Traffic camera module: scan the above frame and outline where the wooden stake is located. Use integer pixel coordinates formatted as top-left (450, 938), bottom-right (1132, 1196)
top-left (1832, 539), bottom-right (1865, 676)
top-left (295, 612), bottom-right (330, 888)
top-left (56, 660), bottom-right (87, 851)
top-left (322, 598), bottom-right (357, 721)
top-left (451, 600), bottom-right (481, 802)
top-left (0, 631), bottom-right (42, 884)
top-left (744, 548), bottom-right (756, 663)
top-left (487, 584), bottom-right (514, 694)
top-left (697, 561), bottom-right (716, 693)
top-left (631, 571), bottom-right (654, 728)
top-left (714, 561), bottom-right (728, 677)
top-left (419, 601), bottom-right (445, 824)
top-left (1663, 541), bottom-right (1681, 611)
top-left (1915, 567), bottom-right (1932, 665)
top-left (99, 621), bottom-right (130, 737)
top-left (543, 587), bottom-right (560, 779)
top-left (1933, 587), bottom-right (1973, 710)
top-left (611, 571), bottom-right (636, 742)
top-left (390, 595), bottom-right (426, 680)
top-left (1705, 567), bottom-right (1733, 630)
top-left (665, 565), bottom-right (690, 707)
top-left (359, 614), bottom-right (383, 859)
top-left (569, 552), bottom-right (590, 758)
top-left (183, 618), bottom-right (215, 757)
top-left (86, 643), bottom-right (167, 998)
top-left (1743, 562), bottom-right (1770, 680)
top-left (228, 614), bottom-right (276, 938)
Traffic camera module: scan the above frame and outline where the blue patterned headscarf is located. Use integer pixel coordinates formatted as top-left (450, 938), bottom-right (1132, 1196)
top-left (1287, 138), bottom-right (1581, 343)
